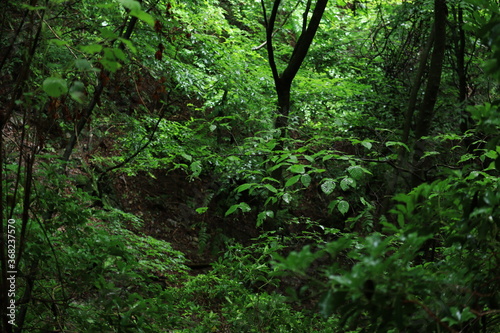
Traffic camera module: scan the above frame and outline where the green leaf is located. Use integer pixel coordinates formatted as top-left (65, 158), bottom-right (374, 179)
top-left (43, 77), bottom-right (68, 97)
top-left (225, 204), bottom-right (239, 216)
top-left (338, 200), bottom-right (349, 215)
top-left (285, 175), bottom-right (301, 187)
top-left (190, 160), bottom-right (202, 177)
top-left (69, 81), bottom-right (86, 104)
top-left (196, 207), bottom-right (208, 214)
top-left (340, 177), bottom-right (355, 191)
top-left (386, 141), bottom-right (410, 152)
top-left (257, 210), bottom-right (274, 227)
top-left (301, 174), bottom-right (311, 187)
top-left (319, 289), bottom-right (336, 317)
top-left (130, 9), bottom-right (155, 27)
top-left (264, 184), bottom-right (278, 193)
top-left (321, 179), bottom-right (336, 195)
top-left (361, 140), bottom-right (373, 150)
top-left (80, 44), bottom-right (103, 54)
top-left (289, 164), bottom-right (306, 173)
top-left (100, 54), bottom-right (122, 72)
top-left (118, 0), bottom-right (141, 10)
top-left (99, 27), bottom-right (118, 39)
top-left (236, 183), bottom-right (254, 193)
top-left (239, 202), bottom-right (251, 212)
top-left (347, 165), bottom-right (364, 180)
top-left (20, 4), bottom-right (47, 10)
top-left (112, 48), bottom-right (127, 61)
top-left (282, 193), bottom-right (292, 204)
top-left (48, 39), bottom-right (69, 46)
top-left (118, 38), bottom-right (137, 53)
top-left (225, 202), bottom-right (251, 216)
top-left (75, 59), bottom-right (97, 72)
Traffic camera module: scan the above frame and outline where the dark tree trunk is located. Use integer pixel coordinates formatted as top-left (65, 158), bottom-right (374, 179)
top-left (411, 0), bottom-right (448, 186)
top-left (262, 0), bottom-right (328, 132)
top-left (452, 5), bottom-right (470, 135)
top-left (401, 24), bottom-right (435, 146)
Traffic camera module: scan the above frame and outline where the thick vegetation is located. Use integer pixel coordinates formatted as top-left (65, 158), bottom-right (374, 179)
top-left (1, 0), bottom-right (499, 332)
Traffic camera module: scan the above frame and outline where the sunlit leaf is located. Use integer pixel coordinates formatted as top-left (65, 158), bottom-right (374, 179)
top-left (301, 174), bottom-right (312, 187)
top-left (338, 200), bottom-right (349, 215)
top-left (289, 164), bottom-right (306, 173)
top-left (321, 179), bottom-right (336, 195)
top-left (130, 9), bottom-right (155, 27)
top-left (285, 175), bottom-right (301, 187)
top-left (118, 0), bottom-right (141, 10)
top-left (340, 177), bottom-right (355, 191)
top-left (282, 193), bottom-right (292, 204)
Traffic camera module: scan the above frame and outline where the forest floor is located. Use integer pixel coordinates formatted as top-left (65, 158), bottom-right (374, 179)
top-left (111, 168), bottom-right (260, 268)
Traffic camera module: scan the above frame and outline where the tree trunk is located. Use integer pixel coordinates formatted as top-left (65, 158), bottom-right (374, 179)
top-left (262, 0), bottom-right (328, 132)
top-left (411, 0), bottom-right (448, 186)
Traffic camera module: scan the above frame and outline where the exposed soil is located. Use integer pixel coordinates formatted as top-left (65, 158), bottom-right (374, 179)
top-left (111, 168), bottom-right (261, 266)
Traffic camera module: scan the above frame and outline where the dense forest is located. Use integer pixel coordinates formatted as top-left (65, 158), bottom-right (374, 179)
top-left (1, 0), bottom-right (499, 332)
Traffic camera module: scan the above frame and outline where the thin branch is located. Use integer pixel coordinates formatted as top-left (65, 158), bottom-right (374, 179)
top-left (302, 0), bottom-right (312, 36)
top-left (265, 0), bottom-right (282, 84)
top-left (253, 1), bottom-right (301, 51)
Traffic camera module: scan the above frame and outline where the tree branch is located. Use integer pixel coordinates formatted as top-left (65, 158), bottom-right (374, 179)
top-left (282, 0), bottom-right (328, 82)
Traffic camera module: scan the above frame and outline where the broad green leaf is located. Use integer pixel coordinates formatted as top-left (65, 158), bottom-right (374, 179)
top-left (338, 200), bottom-right (349, 215)
top-left (340, 177), bottom-right (355, 191)
top-left (130, 9), bottom-right (155, 27)
top-left (20, 4), bottom-right (47, 10)
top-left (257, 210), bottom-right (274, 227)
top-left (285, 175), bottom-right (301, 187)
top-left (118, 38), bottom-right (137, 53)
top-left (48, 39), bottom-right (68, 46)
top-left (301, 174), bottom-right (311, 187)
top-left (386, 141), bottom-right (410, 152)
top-left (264, 184), bottom-right (278, 193)
top-left (80, 44), bottom-right (103, 54)
top-left (118, 0), bottom-right (141, 10)
top-left (225, 204), bottom-right (239, 216)
top-left (181, 153), bottom-right (192, 162)
top-left (225, 202), bottom-right (250, 216)
top-left (69, 81), bottom-right (85, 104)
top-left (347, 165), bottom-right (364, 180)
top-left (421, 151), bottom-right (440, 159)
top-left (304, 155), bottom-right (315, 163)
top-left (196, 207), bottom-right (208, 214)
top-left (289, 164), bottom-right (306, 173)
top-left (100, 58), bottom-right (121, 72)
top-left (282, 193), bottom-right (292, 204)
top-left (239, 202), bottom-right (251, 213)
top-left (321, 179), bottom-right (336, 195)
top-left (288, 155), bottom-right (299, 163)
top-left (361, 140), bottom-right (372, 150)
top-left (43, 77), bottom-right (68, 97)
top-left (236, 183), bottom-right (254, 192)
top-left (262, 177), bottom-right (280, 183)
top-left (113, 48), bottom-right (127, 61)
top-left (99, 27), bottom-right (118, 39)
top-left (190, 160), bottom-right (202, 177)
top-left (75, 59), bottom-right (95, 71)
